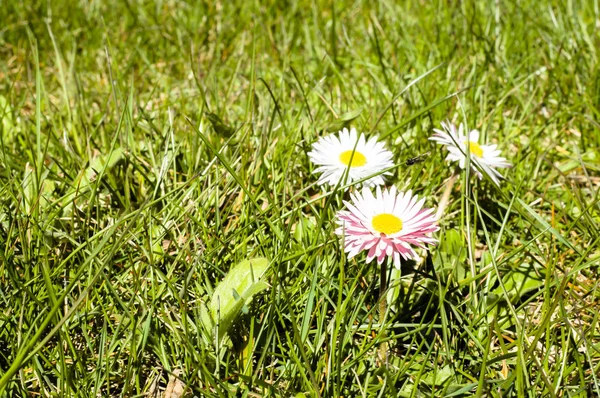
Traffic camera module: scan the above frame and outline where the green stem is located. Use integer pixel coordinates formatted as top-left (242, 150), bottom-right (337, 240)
top-left (378, 261), bottom-right (388, 366)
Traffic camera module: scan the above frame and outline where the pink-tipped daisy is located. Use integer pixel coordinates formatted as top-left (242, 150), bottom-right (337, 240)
top-left (308, 127), bottom-right (394, 189)
top-left (429, 121), bottom-right (511, 185)
top-left (335, 186), bottom-right (439, 269)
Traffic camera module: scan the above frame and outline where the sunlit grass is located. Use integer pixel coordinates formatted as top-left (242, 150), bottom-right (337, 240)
top-left (0, 0), bottom-right (599, 396)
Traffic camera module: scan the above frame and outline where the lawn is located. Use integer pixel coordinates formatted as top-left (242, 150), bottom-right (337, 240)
top-left (1, 0), bottom-right (599, 396)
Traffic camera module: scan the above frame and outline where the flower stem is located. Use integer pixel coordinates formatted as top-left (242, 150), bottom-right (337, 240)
top-left (378, 260), bottom-right (388, 366)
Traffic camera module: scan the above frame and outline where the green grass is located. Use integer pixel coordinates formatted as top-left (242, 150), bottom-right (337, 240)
top-left (1, 0), bottom-right (599, 396)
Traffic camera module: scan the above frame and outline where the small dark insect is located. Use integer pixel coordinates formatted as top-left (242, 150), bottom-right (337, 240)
top-left (405, 151), bottom-right (431, 166)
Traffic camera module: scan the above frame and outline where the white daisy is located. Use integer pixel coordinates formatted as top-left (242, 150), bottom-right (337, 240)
top-left (308, 127), bottom-right (394, 189)
top-left (336, 186), bottom-right (439, 269)
top-left (429, 121), bottom-right (511, 185)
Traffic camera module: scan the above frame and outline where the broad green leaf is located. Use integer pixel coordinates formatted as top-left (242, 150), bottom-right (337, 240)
top-left (22, 163), bottom-right (54, 213)
top-left (435, 229), bottom-right (467, 281)
top-left (62, 148), bottom-right (123, 215)
top-left (443, 229), bottom-right (466, 260)
top-left (492, 264), bottom-right (544, 302)
top-left (443, 383), bottom-right (478, 397)
top-left (83, 147), bottom-right (124, 185)
top-left (241, 280), bottom-right (269, 300)
top-left (338, 108), bottom-right (364, 121)
top-left (325, 108), bottom-right (363, 132)
top-left (422, 364), bottom-right (454, 386)
top-left (204, 257), bottom-right (270, 341)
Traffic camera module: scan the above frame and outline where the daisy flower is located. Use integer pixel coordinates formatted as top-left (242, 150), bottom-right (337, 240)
top-left (308, 127), bottom-right (394, 189)
top-left (336, 186), bottom-right (439, 269)
top-left (429, 121), bottom-right (511, 185)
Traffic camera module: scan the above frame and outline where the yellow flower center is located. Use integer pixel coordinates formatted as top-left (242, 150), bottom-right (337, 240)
top-left (372, 213), bottom-right (403, 236)
top-left (466, 141), bottom-right (484, 158)
top-left (339, 150), bottom-right (367, 167)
